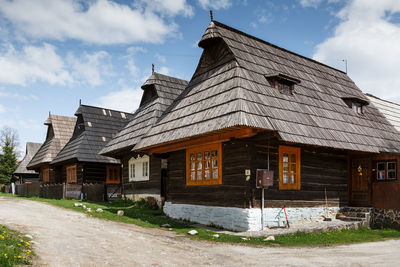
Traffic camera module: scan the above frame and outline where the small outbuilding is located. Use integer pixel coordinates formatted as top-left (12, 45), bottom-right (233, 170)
top-left (13, 142), bottom-right (42, 183)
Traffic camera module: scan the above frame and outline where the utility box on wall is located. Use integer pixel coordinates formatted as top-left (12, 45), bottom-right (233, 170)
top-left (256, 169), bottom-right (274, 188)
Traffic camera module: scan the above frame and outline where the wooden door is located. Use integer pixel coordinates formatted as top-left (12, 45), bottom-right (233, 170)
top-left (350, 158), bottom-right (371, 206)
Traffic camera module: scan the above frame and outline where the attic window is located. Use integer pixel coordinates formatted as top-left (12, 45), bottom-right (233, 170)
top-left (342, 97), bottom-right (368, 115)
top-left (87, 122), bottom-right (92, 127)
top-left (102, 109), bottom-right (107, 115)
top-left (120, 112), bottom-right (126, 119)
top-left (265, 73), bottom-right (300, 96)
top-left (108, 110), bottom-right (112, 116)
top-left (102, 136), bottom-right (107, 142)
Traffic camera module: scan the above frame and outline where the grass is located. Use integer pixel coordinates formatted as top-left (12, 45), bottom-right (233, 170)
top-left (0, 224), bottom-right (34, 266)
top-left (1, 192), bottom-right (400, 247)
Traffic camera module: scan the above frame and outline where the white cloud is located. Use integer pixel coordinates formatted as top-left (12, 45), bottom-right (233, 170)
top-left (0, 0), bottom-right (193, 45)
top-left (67, 51), bottom-right (111, 86)
top-left (198, 0), bottom-right (232, 10)
top-left (124, 46), bottom-right (147, 78)
top-left (298, 0), bottom-right (323, 8)
top-left (158, 66), bottom-right (170, 75)
top-left (94, 88), bottom-right (143, 113)
top-left (154, 53), bottom-right (166, 63)
top-left (0, 43), bottom-right (72, 86)
top-left (0, 104), bottom-right (5, 113)
top-left (313, 0), bottom-right (400, 101)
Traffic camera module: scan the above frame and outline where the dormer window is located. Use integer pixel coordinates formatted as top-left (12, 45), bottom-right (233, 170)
top-left (342, 97), bottom-right (368, 115)
top-left (265, 72), bottom-right (300, 96)
top-left (274, 80), bottom-right (293, 95)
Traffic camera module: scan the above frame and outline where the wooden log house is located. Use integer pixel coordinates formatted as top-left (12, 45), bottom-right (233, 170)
top-left (27, 114), bottom-right (76, 184)
top-left (50, 104), bottom-right (133, 199)
top-left (132, 20), bottom-right (400, 231)
top-left (13, 142), bottom-right (42, 183)
top-left (99, 71), bottom-right (188, 204)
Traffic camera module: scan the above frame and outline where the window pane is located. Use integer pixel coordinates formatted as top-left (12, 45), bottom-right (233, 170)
top-left (197, 170), bottom-right (202, 180)
top-left (205, 160), bottom-right (210, 170)
top-left (212, 159), bottom-right (218, 169)
top-left (291, 174), bottom-right (295, 184)
top-left (291, 164), bottom-right (296, 173)
top-left (388, 162), bottom-right (396, 171)
top-left (191, 162), bottom-right (195, 171)
top-left (205, 151), bottom-right (210, 160)
top-left (212, 150), bottom-right (217, 159)
top-left (205, 170), bottom-right (210, 180)
top-left (388, 171), bottom-right (396, 179)
top-left (283, 174), bottom-right (288, 184)
top-left (212, 169), bottom-right (218, 179)
top-left (377, 171), bottom-right (385, 180)
top-left (283, 163), bottom-right (289, 172)
top-left (283, 153), bottom-right (289, 162)
top-left (291, 154), bottom-right (296, 163)
top-left (190, 153), bottom-right (195, 161)
top-left (191, 171), bottom-right (195, 181)
top-left (197, 152), bottom-right (202, 161)
top-left (197, 161), bottom-right (202, 170)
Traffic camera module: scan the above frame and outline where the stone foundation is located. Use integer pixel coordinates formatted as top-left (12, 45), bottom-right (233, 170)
top-left (373, 209), bottom-right (400, 230)
top-left (163, 202), bottom-right (339, 231)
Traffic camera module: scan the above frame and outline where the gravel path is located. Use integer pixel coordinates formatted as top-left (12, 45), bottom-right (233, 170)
top-left (1, 196), bottom-right (399, 267)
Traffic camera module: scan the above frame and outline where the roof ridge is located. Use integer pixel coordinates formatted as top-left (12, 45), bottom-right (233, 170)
top-left (79, 104), bottom-right (134, 115)
top-left (212, 20), bottom-right (347, 75)
top-left (365, 93), bottom-right (400, 107)
top-left (152, 72), bottom-right (189, 83)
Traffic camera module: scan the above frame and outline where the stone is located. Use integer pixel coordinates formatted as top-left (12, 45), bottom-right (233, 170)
top-left (241, 237), bottom-right (248, 241)
top-left (117, 210), bottom-right (124, 216)
top-left (86, 208), bottom-right (92, 213)
top-left (161, 224), bottom-right (171, 228)
top-left (96, 208), bottom-right (103, 213)
top-left (212, 234), bottom-right (219, 238)
top-left (188, 230), bottom-right (198, 235)
top-left (24, 234), bottom-right (33, 239)
top-left (82, 205), bottom-right (87, 209)
top-left (264, 236), bottom-right (275, 241)
top-left (168, 228), bottom-right (173, 231)
top-left (74, 203), bottom-right (82, 207)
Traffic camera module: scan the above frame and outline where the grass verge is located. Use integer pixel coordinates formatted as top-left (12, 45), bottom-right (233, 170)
top-left (1, 192), bottom-right (400, 247)
top-left (0, 224), bottom-right (34, 266)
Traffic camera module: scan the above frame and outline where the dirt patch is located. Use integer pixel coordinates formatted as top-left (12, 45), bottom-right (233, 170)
top-left (1, 197), bottom-right (399, 266)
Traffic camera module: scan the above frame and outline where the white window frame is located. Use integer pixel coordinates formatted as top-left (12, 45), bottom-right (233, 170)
top-left (129, 155), bottom-right (150, 182)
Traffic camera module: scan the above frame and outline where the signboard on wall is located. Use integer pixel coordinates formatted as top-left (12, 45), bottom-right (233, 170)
top-left (256, 169), bottom-right (273, 188)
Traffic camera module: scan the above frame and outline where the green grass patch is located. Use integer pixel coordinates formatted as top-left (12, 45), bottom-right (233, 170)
top-left (1, 192), bottom-right (400, 247)
top-left (0, 224), bottom-right (34, 266)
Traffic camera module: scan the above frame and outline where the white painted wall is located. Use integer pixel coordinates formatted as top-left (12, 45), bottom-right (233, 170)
top-left (164, 202), bottom-right (339, 231)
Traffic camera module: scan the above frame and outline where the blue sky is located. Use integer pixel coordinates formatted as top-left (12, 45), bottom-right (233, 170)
top-left (1, 0), bottom-right (400, 157)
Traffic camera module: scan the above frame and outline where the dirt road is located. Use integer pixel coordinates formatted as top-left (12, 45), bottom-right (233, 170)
top-left (0, 197), bottom-right (399, 267)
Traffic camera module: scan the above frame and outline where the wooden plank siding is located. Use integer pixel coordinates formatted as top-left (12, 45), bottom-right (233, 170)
top-left (166, 140), bottom-right (251, 208)
top-left (250, 132), bottom-right (348, 208)
top-left (349, 153), bottom-right (400, 210)
top-left (120, 153), bottom-right (163, 195)
top-left (165, 131), bottom-right (348, 209)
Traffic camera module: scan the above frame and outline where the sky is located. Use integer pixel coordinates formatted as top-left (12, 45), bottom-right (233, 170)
top-left (1, 0), bottom-right (400, 157)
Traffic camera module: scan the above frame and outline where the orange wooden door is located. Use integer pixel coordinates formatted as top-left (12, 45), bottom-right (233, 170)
top-left (350, 158), bottom-right (371, 206)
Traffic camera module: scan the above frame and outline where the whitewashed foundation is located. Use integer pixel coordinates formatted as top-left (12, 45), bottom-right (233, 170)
top-left (163, 202), bottom-right (339, 231)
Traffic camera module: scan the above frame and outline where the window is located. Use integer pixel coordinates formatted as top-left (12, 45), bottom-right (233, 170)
top-left (106, 165), bottom-right (120, 184)
top-left (128, 155), bottom-right (150, 182)
top-left (186, 143), bottom-right (222, 186)
top-left (376, 161), bottom-right (397, 181)
top-left (66, 165), bottom-right (77, 183)
top-left (274, 80), bottom-right (293, 95)
top-left (42, 168), bottom-right (50, 183)
top-left (279, 146), bottom-right (301, 190)
top-left (352, 102), bottom-right (366, 115)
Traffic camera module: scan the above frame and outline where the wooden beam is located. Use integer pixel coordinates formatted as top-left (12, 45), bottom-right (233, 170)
top-left (148, 127), bottom-right (263, 155)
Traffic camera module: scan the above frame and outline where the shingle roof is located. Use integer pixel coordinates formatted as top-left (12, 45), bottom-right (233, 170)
top-left (135, 20), bottom-right (400, 153)
top-left (14, 142), bottom-right (42, 175)
top-left (99, 72), bottom-right (188, 156)
top-left (366, 94), bottom-right (400, 132)
top-left (51, 105), bottom-right (133, 164)
top-left (27, 115), bottom-right (76, 169)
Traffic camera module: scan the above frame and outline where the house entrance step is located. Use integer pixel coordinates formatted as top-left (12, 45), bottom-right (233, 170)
top-left (336, 206), bottom-right (373, 228)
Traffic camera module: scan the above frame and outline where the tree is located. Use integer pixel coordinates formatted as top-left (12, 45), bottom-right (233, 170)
top-left (0, 127), bottom-right (19, 184)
